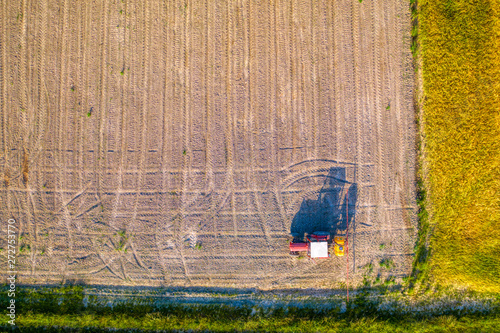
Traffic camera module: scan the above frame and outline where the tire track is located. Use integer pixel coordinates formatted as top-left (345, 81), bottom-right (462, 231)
top-left (17, 1), bottom-right (30, 249)
top-left (386, 0), bottom-right (402, 229)
top-left (53, 0), bottom-right (74, 265)
top-left (158, 0), bottom-right (175, 284)
top-left (310, 0), bottom-right (319, 161)
top-left (18, 0), bottom-right (28, 154)
top-left (332, 0), bottom-right (343, 162)
top-left (323, 0), bottom-right (336, 161)
top-left (225, 0), bottom-right (238, 238)
top-left (97, 0), bottom-right (109, 203)
top-left (74, 0), bottom-right (85, 191)
top-left (143, 0), bottom-right (165, 283)
top-left (271, 0), bottom-right (287, 233)
top-left (393, 0), bottom-right (416, 245)
top-left (26, 4), bottom-right (48, 193)
top-left (109, 0), bottom-right (129, 232)
top-left (372, 0), bottom-right (387, 222)
top-left (35, 10), bottom-right (54, 250)
top-left (26, 0), bottom-right (48, 275)
top-left (351, 0), bottom-right (363, 272)
top-left (204, 0), bottom-right (215, 241)
top-left (296, 0), bottom-right (313, 162)
top-left (176, 0), bottom-right (192, 284)
top-left (288, 0), bottom-right (297, 164)
top-left (42, 0), bottom-right (73, 283)
top-left (0, 1), bottom-right (20, 218)
top-left (81, 0), bottom-right (91, 205)
top-left (247, 0), bottom-right (272, 249)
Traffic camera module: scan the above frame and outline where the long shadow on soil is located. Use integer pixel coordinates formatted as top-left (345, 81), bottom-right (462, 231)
top-left (290, 167), bottom-right (357, 242)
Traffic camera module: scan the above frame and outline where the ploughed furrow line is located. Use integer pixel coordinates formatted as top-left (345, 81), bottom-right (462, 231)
top-left (96, 0), bottom-right (109, 202)
top-left (57, 0), bottom-right (73, 214)
top-left (370, 0), bottom-right (386, 224)
top-left (8, 183), bottom-right (377, 199)
top-left (74, 0), bottom-right (85, 191)
top-left (247, 0), bottom-right (273, 250)
top-left (290, 0), bottom-right (303, 164)
top-left (176, 0), bottom-right (192, 284)
top-left (125, 0), bottom-right (152, 279)
top-left (231, 0), bottom-right (245, 170)
top-left (313, 1), bottom-right (329, 161)
top-left (80, 0), bottom-right (92, 215)
top-left (310, 0), bottom-right (319, 160)
top-left (18, 2), bottom-right (28, 184)
top-left (109, 0), bottom-right (132, 232)
top-left (1, 1), bottom-right (22, 218)
top-left (26, 232), bottom-right (290, 241)
top-left (34, 0), bottom-right (56, 267)
top-left (49, 0), bottom-right (75, 273)
top-left (350, 0), bottom-right (362, 272)
top-left (17, 0), bottom-right (27, 157)
top-left (381, 0), bottom-right (397, 213)
top-left (332, 0), bottom-right (344, 164)
top-left (0, 0), bottom-right (6, 198)
top-left (156, 0), bottom-right (176, 284)
top-left (41, 1), bottom-right (74, 279)
top-left (370, 0), bottom-right (385, 243)
top-left (393, 0), bottom-right (417, 254)
top-left (29, 163), bottom-right (375, 173)
top-left (362, 0), bottom-right (377, 175)
top-left (141, 0), bottom-right (166, 284)
top-left (27, 3), bottom-right (48, 180)
top-left (4, 0), bottom-right (23, 187)
top-left (385, 0), bottom-right (402, 232)
top-left (207, 0), bottom-right (220, 241)
top-left (26, 0), bottom-right (50, 274)
top-left (276, 0), bottom-right (292, 166)
top-left (224, 0), bottom-right (238, 238)
top-left (348, 0), bottom-right (359, 165)
top-left (271, 1), bottom-right (287, 233)
top-left (298, 0), bottom-right (315, 162)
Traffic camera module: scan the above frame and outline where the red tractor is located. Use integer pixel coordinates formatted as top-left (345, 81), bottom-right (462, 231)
top-left (289, 231), bottom-right (331, 259)
top-left (289, 231), bottom-right (346, 258)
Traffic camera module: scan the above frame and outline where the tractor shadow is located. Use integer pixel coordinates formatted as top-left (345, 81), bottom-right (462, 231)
top-left (290, 167), bottom-right (357, 241)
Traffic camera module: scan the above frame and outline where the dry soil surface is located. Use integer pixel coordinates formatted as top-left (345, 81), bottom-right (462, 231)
top-left (1, 0), bottom-right (416, 289)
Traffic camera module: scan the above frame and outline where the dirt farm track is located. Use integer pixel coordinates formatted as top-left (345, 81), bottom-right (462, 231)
top-left (1, 0), bottom-right (416, 289)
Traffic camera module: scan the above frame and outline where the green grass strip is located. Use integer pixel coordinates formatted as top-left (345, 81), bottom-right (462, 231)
top-left (1, 312), bottom-right (498, 333)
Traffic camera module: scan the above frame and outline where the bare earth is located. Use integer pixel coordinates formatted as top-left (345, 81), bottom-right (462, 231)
top-left (1, 0), bottom-right (416, 289)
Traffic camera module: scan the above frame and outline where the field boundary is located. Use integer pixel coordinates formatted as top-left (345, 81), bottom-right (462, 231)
top-left (1, 284), bottom-right (499, 332)
top-left (408, 0), bottom-right (433, 290)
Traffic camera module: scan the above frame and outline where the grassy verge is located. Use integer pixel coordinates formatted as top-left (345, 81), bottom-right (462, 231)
top-left (3, 312), bottom-right (500, 333)
top-left (419, 0), bottom-right (500, 292)
top-left (1, 286), bottom-right (499, 332)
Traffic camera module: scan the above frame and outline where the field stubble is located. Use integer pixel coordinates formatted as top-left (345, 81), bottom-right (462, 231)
top-left (0, 0), bottom-right (416, 289)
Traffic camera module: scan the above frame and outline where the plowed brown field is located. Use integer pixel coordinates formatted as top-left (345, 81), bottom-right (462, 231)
top-left (1, 0), bottom-right (416, 289)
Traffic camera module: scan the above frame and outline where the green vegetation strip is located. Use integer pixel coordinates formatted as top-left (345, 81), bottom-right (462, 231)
top-left (1, 286), bottom-right (499, 332)
top-left (420, 0), bottom-right (500, 292)
top-left (4, 313), bottom-right (500, 333)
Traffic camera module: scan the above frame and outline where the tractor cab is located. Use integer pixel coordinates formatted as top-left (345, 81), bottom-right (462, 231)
top-left (289, 231), bottom-right (346, 258)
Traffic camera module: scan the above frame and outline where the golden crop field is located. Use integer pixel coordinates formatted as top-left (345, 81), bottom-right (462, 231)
top-left (420, 0), bottom-right (500, 292)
